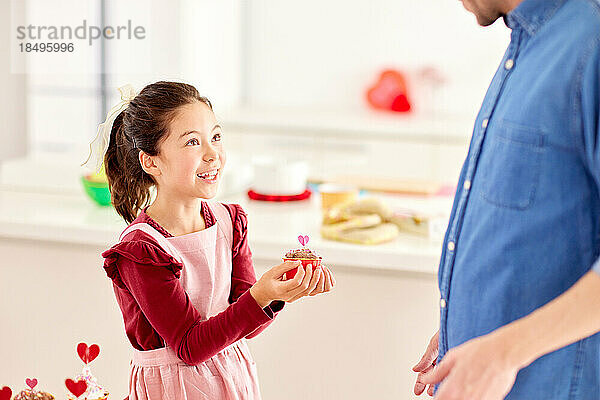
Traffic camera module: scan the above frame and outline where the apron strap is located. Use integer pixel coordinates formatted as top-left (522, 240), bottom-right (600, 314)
top-left (205, 201), bottom-right (233, 249)
top-left (118, 222), bottom-right (184, 265)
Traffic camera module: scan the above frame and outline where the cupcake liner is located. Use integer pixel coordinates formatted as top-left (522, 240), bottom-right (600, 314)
top-left (282, 257), bottom-right (323, 280)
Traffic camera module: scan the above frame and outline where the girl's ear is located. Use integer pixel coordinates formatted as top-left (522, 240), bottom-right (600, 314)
top-left (139, 150), bottom-right (162, 177)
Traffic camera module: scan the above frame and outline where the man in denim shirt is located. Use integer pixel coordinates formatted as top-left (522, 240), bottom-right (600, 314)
top-left (411, 0), bottom-right (600, 399)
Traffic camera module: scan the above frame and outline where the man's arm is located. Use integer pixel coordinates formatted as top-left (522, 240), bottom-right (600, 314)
top-left (500, 270), bottom-right (600, 369)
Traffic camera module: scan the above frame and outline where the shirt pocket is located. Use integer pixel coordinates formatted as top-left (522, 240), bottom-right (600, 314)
top-left (478, 122), bottom-right (546, 210)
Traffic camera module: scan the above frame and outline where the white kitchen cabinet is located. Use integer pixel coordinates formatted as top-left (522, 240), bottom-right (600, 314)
top-left (250, 260), bottom-right (439, 400)
top-left (0, 238), bottom-right (439, 400)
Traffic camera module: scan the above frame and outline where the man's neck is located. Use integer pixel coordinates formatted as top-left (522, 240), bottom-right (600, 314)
top-left (500, 0), bottom-right (525, 15)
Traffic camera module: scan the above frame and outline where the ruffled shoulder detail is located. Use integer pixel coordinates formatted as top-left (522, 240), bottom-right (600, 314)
top-left (101, 230), bottom-right (184, 286)
top-left (223, 203), bottom-right (248, 232)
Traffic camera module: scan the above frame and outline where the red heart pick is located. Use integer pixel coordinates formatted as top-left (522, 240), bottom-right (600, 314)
top-left (25, 378), bottom-right (38, 389)
top-left (77, 342), bottom-right (100, 364)
top-left (0, 387), bottom-right (12, 400)
top-left (65, 378), bottom-right (87, 398)
top-left (298, 235), bottom-right (306, 246)
top-left (77, 342), bottom-right (88, 363)
top-left (87, 344), bottom-right (100, 363)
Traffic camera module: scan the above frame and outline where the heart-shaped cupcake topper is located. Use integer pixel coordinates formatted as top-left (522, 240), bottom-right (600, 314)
top-left (0, 387), bottom-right (12, 400)
top-left (298, 235), bottom-right (309, 247)
top-left (65, 378), bottom-right (87, 398)
top-left (25, 378), bottom-right (37, 390)
top-left (77, 342), bottom-right (100, 364)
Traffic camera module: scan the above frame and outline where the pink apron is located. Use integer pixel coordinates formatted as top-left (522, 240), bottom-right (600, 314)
top-left (117, 202), bottom-right (262, 400)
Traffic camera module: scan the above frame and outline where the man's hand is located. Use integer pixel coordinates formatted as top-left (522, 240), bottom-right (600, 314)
top-left (420, 333), bottom-right (519, 400)
top-left (413, 330), bottom-right (439, 397)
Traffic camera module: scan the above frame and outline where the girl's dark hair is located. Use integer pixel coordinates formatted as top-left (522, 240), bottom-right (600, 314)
top-left (104, 81), bottom-right (212, 224)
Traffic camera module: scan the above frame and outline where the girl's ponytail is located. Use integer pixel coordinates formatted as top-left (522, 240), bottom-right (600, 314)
top-left (104, 110), bottom-right (153, 224)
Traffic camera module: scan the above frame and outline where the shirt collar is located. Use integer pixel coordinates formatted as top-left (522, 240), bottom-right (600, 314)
top-left (503, 0), bottom-right (567, 35)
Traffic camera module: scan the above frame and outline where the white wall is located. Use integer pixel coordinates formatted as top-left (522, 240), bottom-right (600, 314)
top-left (27, 0), bottom-right (510, 154)
top-left (246, 0), bottom-right (510, 118)
top-left (105, 0), bottom-right (242, 110)
top-left (1, 0), bottom-right (28, 161)
top-left (23, 0), bottom-right (102, 153)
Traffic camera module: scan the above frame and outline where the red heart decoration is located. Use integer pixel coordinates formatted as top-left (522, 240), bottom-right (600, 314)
top-left (77, 342), bottom-right (100, 364)
top-left (366, 69), bottom-right (412, 113)
top-left (0, 387), bottom-right (12, 400)
top-left (25, 378), bottom-right (38, 389)
top-left (391, 94), bottom-right (411, 112)
top-left (65, 378), bottom-right (87, 398)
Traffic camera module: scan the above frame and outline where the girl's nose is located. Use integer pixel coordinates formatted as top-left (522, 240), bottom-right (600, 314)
top-left (203, 145), bottom-right (219, 163)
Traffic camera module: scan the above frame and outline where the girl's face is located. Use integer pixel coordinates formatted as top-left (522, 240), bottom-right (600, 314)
top-left (150, 101), bottom-right (226, 200)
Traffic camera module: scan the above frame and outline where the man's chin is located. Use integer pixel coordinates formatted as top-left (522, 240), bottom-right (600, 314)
top-left (475, 12), bottom-right (500, 26)
top-left (462, 1), bottom-right (502, 27)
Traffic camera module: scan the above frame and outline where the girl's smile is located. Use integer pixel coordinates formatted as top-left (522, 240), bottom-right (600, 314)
top-left (196, 168), bottom-right (220, 183)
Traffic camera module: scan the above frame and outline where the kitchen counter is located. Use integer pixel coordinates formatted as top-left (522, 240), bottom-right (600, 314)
top-left (0, 187), bottom-right (452, 275)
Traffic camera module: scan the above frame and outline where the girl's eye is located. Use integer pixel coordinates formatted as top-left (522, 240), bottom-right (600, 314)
top-left (212, 133), bottom-right (222, 142)
top-left (186, 138), bottom-right (199, 146)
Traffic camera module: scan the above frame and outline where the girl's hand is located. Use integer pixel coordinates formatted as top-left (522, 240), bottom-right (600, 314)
top-left (250, 261), bottom-right (336, 307)
top-left (420, 333), bottom-right (519, 400)
top-left (288, 264), bottom-right (336, 302)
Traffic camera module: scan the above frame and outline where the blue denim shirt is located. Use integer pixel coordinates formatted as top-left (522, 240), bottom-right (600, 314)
top-left (437, 0), bottom-right (600, 398)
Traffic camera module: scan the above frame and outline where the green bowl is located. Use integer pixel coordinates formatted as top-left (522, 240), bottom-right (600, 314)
top-left (81, 176), bottom-right (112, 206)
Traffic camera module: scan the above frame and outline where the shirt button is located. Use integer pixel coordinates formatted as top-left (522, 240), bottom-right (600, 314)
top-left (463, 180), bottom-right (471, 190)
top-left (447, 241), bottom-right (455, 251)
top-left (505, 59), bottom-right (514, 70)
top-left (440, 298), bottom-right (447, 308)
top-left (482, 118), bottom-right (488, 129)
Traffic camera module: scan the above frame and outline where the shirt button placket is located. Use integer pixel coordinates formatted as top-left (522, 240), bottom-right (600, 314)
top-left (440, 30), bottom-right (519, 359)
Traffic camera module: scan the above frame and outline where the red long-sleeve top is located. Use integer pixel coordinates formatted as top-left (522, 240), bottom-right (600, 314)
top-left (101, 202), bottom-right (283, 366)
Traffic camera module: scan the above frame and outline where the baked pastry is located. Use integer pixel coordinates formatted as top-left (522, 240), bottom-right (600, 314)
top-left (321, 222), bottom-right (399, 244)
top-left (323, 197), bottom-right (392, 225)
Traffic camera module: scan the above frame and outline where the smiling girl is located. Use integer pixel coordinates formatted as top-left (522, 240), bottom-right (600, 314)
top-left (89, 81), bottom-right (335, 399)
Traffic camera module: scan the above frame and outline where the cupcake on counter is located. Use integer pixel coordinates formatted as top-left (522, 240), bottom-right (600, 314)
top-left (12, 379), bottom-right (54, 400)
top-left (13, 389), bottom-right (54, 400)
top-left (282, 235), bottom-right (323, 280)
top-left (66, 366), bottom-right (109, 400)
top-left (66, 343), bottom-right (109, 400)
